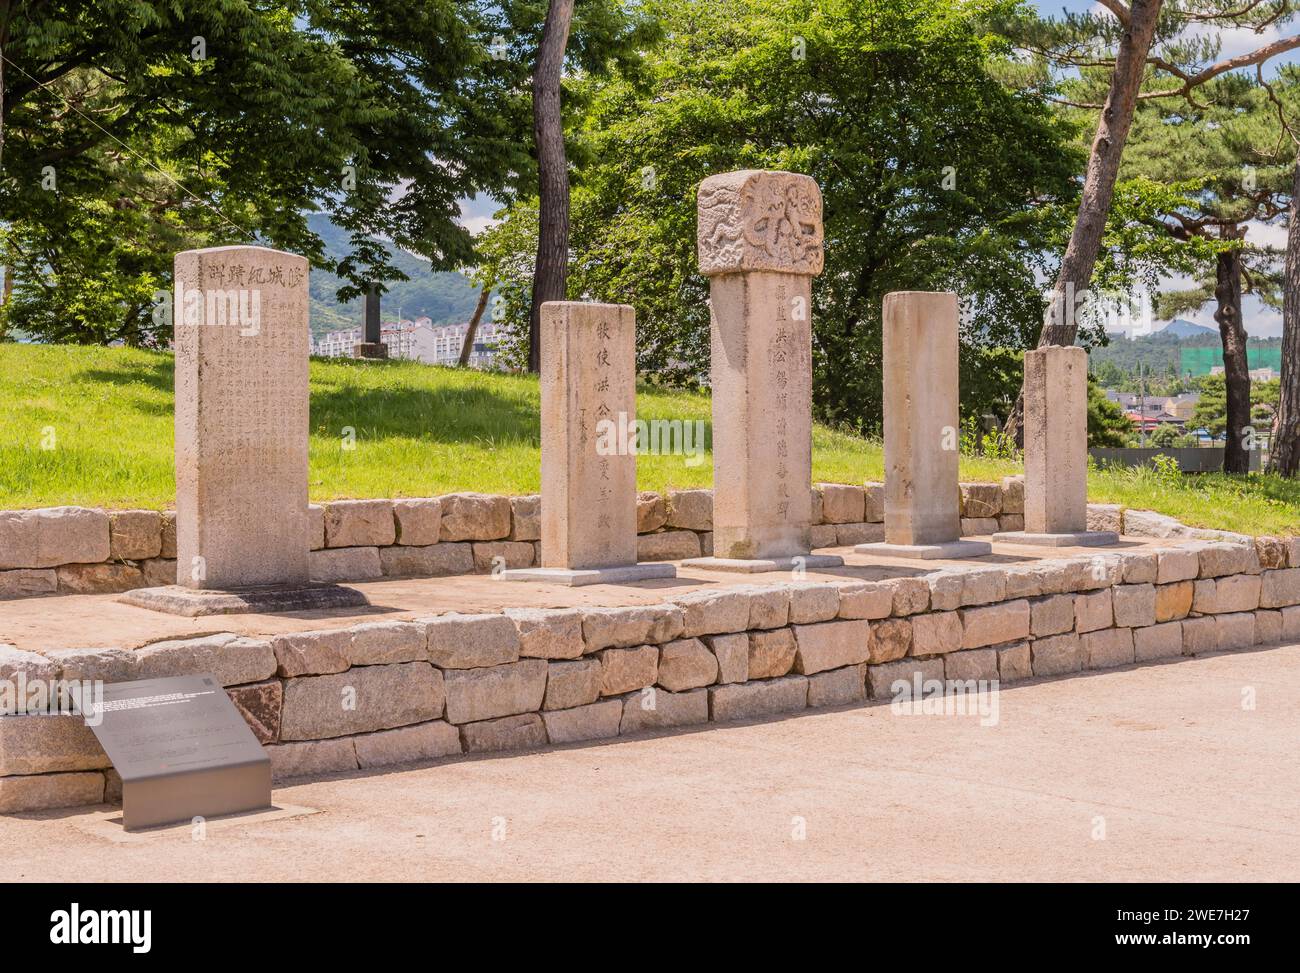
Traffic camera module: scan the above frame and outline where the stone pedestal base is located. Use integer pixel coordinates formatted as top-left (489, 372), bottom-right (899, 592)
top-left (681, 553), bottom-right (844, 574)
top-left (120, 583), bottom-right (369, 617)
top-left (855, 539), bottom-right (992, 561)
top-left (502, 563), bottom-right (676, 587)
top-left (353, 342), bottom-right (389, 359)
top-left (991, 530), bottom-right (1120, 548)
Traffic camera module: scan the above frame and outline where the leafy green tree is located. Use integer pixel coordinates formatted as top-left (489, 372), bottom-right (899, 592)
top-left (1088, 374), bottom-right (1134, 447)
top-left (481, 0), bottom-right (1080, 429)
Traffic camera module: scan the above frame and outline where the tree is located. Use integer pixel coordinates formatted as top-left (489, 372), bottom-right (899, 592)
top-left (481, 0), bottom-right (1080, 428)
top-left (1000, 0), bottom-right (1300, 443)
top-left (527, 0), bottom-right (575, 374)
top-left (1088, 374), bottom-right (1134, 446)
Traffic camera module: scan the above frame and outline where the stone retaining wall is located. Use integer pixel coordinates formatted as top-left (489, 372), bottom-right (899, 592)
top-left (4, 534), bottom-right (1300, 814)
top-left (0, 477), bottom-right (1171, 599)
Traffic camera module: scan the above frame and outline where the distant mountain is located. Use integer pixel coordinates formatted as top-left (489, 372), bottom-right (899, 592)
top-left (1160, 318), bottom-right (1217, 338)
top-left (305, 214), bottom-right (482, 336)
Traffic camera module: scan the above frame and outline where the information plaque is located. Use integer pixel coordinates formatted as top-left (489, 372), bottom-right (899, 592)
top-left (87, 675), bottom-right (272, 831)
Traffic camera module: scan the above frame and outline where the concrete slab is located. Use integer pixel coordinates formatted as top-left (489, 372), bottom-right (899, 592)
top-left (3, 643), bottom-right (1298, 881)
top-left (855, 539), bottom-right (992, 560)
top-left (119, 583), bottom-right (368, 616)
top-left (502, 564), bottom-right (676, 586)
top-left (992, 531), bottom-right (1120, 548)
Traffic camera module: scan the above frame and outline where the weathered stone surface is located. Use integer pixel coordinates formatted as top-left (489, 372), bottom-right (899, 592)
top-left (961, 483), bottom-right (1003, 519)
top-left (271, 629), bottom-right (351, 677)
top-left (1193, 575), bottom-right (1262, 614)
top-left (1124, 509), bottom-right (1191, 538)
top-left (1181, 615), bottom-right (1217, 655)
top-left (956, 568), bottom-right (1008, 607)
top-left (785, 584), bottom-right (836, 624)
top-left (1121, 553), bottom-right (1158, 584)
top-left (1260, 568), bottom-right (1300, 608)
top-left (346, 621), bottom-right (427, 666)
top-left (378, 542), bottom-right (474, 578)
top-left (699, 532), bottom-right (714, 557)
top-left (307, 505), bottom-right (324, 551)
top-left (226, 679), bottom-right (283, 744)
top-left (281, 662), bottom-right (444, 740)
top-left (1132, 622), bottom-right (1183, 662)
top-left (1002, 566), bottom-right (1045, 601)
top-left (637, 530), bottom-right (702, 562)
top-left (597, 645), bottom-right (659, 696)
top-left (0, 644), bottom-right (60, 682)
top-left (1156, 548), bottom-right (1200, 584)
top-left (1087, 504), bottom-right (1123, 534)
top-left (160, 510), bottom-right (178, 558)
top-left (837, 581), bottom-right (895, 620)
top-left (710, 674), bottom-right (808, 721)
top-left (620, 687), bottom-right (709, 733)
top-left (818, 483), bottom-right (865, 524)
top-left (0, 716), bottom-right (109, 776)
top-left (672, 589), bottom-right (752, 637)
top-left (863, 483), bottom-right (885, 523)
top-left (944, 648), bottom-right (997, 682)
top-left (837, 522), bottom-right (886, 546)
top-left (705, 633), bottom-right (749, 684)
top-left (884, 577), bottom-right (930, 616)
top-left (1198, 542), bottom-right (1257, 578)
top-left (0, 771), bottom-right (104, 813)
top-left (961, 517), bottom-right (1000, 537)
top-left (459, 713), bottom-right (547, 753)
top-left (1032, 633), bottom-right (1083, 676)
top-left (133, 634), bottom-right (276, 686)
top-left (309, 546), bottom-right (382, 583)
top-left (1112, 583), bottom-right (1157, 628)
top-left (0, 506), bottom-right (110, 570)
top-left (666, 489), bottom-right (714, 531)
top-left (1082, 628), bottom-right (1135, 669)
top-left (910, 611), bottom-right (963, 655)
top-left (657, 638), bottom-right (719, 691)
top-left (1074, 589), bottom-right (1114, 633)
top-left (926, 571), bottom-right (965, 612)
top-left (742, 585), bottom-right (792, 628)
top-left (354, 721), bottom-right (461, 767)
top-left (869, 617), bottom-right (912, 662)
top-left (109, 510), bottom-right (162, 561)
top-left (324, 499), bottom-right (396, 548)
top-left (424, 612), bottom-right (521, 669)
top-left (636, 492), bottom-right (668, 533)
top-left (747, 628), bottom-right (797, 679)
top-left (1023, 346), bottom-right (1088, 533)
top-left (1283, 605), bottom-right (1300, 641)
top-left (1000, 477), bottom-right (1025, 515)
top-left (791, 620), bottom-right (871, 675)
top-left (44, 647), bottom-right (131, 683)
top-left (866, 657), bottom-right (944, 699)
top-left (507, 607), bottom-right (586, 660)
top-left (810, 524), bottom-right (839, 549)
top-left (0, 568), bottom-right (57, 598)
top-left (996, 642), bottom-right (1032, 681)
top-left (443, 659), bottom-right (545, 725)
top-left (140, 558), bottom-right (176, 587)
top-left (582, 604), bottom-right (684, 652)
top-left (266, 738), bottom-right (358, 782)
top-left (508, 495), bottom-right (541, 542)
top-left (998, 514), bottom-right (1025, 533)
top-left (56, 562), bottom-right (143, 594)
top-left (1288, 538), bottom-right (1300, 569)
top-left (542, 700), bottom-right (623, 744)
top-left (960, 600), bottom-right (1030, 648)
top-left (1256, 609), bottom-right (1283, 645)
top-left (1215, 612), bottom-right (1256, 651)
top-left (392, 498), bottom-right (441, 546)
top-left (438, 493), bottom-right (511, 542)
top-left (1155, 581), bottom-right (1194, 622)
top-left (544, 658), bottom-right (603, 710)
top-left (807, 664), bottom-right (866, 707)
top-left (1030, 594), bottom-right (1075, 637)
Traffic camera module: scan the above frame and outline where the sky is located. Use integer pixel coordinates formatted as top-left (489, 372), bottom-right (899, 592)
top-left (452, 1), bottom-right (1296, 338)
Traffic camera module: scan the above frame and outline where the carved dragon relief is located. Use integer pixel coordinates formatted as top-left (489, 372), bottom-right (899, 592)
top-left (697, 170), bottom-right (824, 276)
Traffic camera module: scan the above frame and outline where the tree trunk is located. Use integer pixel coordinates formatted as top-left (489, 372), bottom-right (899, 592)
top-left (1215, 235), bottom-right (1252, 474)
top-left (1004, 0), bottom-right (1164, 443)
top-left (527, 0), bottom-right (575, 374)
top-left (1268, 154), bottom-right (1300, 476)
top-left (458, 286), bottom-right (491, 367)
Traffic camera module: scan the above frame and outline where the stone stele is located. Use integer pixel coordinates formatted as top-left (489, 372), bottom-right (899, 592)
top-left (683, 169), bottom-right (842, 573)
top-left (505, 302), bottom-right (674, 587)
top-left (993, 345), bottom-right (1118, 548)
top-left (856, 291), bottom-right (991, 560)
top-left (122, 246), bottom-right (366, 615)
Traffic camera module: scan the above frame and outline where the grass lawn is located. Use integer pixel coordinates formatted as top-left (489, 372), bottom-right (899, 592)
top-left (2, 343), bottom-right (1297, 535)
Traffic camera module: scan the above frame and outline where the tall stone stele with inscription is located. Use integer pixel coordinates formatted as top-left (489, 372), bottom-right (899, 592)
top-left (992, 345), bottom-right (1118, 547)
top-left (682, 169), bottom-right (843, 573)
top-left (855, 291), bottom-right (992, 560)
top-left (505, 301), bottom-right (676, 586)
top-left (122, 245), bottom-right (367, 616)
